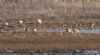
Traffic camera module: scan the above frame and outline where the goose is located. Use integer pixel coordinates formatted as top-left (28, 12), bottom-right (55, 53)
top-left (19, 20), bottom-right (23, 24)
top-left (34, 28), bottom-right (37, 32)
top-left (74, 28), bottom-right (80, 33)
top-left (5, 22), bottom-right (9, 25)
top-left (68, 28), bottom-right (74, 34)
top-left (68, 28), bottom-right (72, 33)
top-left (37, 19), bottom-right (42, 24)
top-left (91, 23), bottom-right (95, 28)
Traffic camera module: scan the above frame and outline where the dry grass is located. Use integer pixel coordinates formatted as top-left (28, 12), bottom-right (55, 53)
top-left (0, 0), bottom-right (100, 20)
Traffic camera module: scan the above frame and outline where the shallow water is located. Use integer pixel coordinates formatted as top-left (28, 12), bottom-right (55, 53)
top-left (36, 28), bottom-right (100, 34)
top-left (80, 29), bottom-right (100, 33)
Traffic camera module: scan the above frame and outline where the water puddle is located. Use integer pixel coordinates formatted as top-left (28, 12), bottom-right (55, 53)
top-left (35, 28), bottom-right (100, 34)
top-left (79, 29), bottom-right (100, 33)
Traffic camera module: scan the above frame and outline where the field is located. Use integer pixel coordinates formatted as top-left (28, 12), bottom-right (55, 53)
top-left (0, 0), bottom-right (100, 53)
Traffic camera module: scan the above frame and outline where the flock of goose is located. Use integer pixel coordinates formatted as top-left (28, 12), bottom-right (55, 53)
top-left (0, 19), bottom-right (98, 35)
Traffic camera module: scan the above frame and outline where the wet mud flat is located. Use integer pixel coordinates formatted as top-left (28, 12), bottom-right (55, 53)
top-left (0, 18), bottom-right (99, 52)
top-left (0, 22), bottom-right (99, 52)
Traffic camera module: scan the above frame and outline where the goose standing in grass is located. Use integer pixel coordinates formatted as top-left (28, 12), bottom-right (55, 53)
top-left (34, 28), bottom-right (37, 32)
top-left (5, 22), bottom-right (9, 25)
top-left (91, 22), bottom-right (95, 28)
top-left (37, 19), bottom-right (42, 24)
top-left (19, 20), bottom-right (23, 24)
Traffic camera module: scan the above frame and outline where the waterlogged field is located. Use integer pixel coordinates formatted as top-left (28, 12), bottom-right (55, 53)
top-left (0, 0), bottom-right (100, 53)
top-left (0, 21), bottom-right (99, 52)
